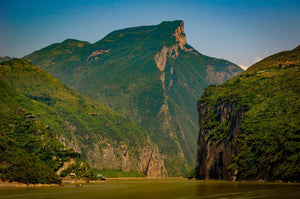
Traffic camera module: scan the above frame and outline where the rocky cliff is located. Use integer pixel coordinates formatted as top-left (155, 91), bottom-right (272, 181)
top-left (58, 135), bottom-right (167, 177)
top-left (196, 46), bottom-right (300, 182)
top-left (196, 99), bottom-right (243, 180)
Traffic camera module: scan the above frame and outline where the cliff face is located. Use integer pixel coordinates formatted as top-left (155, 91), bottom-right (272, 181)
top-left (196, 100), bottom-right (243, 180)
top-left (173, 21), bottom-right (186, 49)
top-left (143, 146), bottom-right (167, 177)
top-left (196, 46), bottom-right (300, 182)
top-left (58, 135), bottom-right (167, 177)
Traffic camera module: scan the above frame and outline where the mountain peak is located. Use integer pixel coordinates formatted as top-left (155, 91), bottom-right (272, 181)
top-left (173, 21), bottom-right (186, 49)
top-left (61, 39), bottom-right (91, 47)
top-left (158, 20), bottom-right (186, 48)
top-left (159, 20), bottom-right (183, 26)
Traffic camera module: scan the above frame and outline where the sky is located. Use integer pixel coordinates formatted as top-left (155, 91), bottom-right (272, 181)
top-left (1, 0), bottom-right (300, 68)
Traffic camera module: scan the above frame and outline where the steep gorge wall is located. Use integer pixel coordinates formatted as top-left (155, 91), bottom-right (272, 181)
top-left (196, 100), bottom-right (243, 180)
top-left (58, 135), bottom-right (167, 177)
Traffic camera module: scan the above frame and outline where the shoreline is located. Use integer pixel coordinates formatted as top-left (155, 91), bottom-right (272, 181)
top-left (1, 177), bottom-right (299, 188)
top-left (0, 181), bottom-right (61, 188)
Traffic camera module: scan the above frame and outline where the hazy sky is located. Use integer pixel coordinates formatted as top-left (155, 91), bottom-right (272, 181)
top-left (1, 0), bottom-right (300, 68)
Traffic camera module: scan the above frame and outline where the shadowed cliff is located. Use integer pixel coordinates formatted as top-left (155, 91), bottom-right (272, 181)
top-left (196, 45), bottom-right (300, 182)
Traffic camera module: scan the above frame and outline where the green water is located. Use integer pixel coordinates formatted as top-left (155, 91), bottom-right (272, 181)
top-left (0, 179), bottom-right (299, 199)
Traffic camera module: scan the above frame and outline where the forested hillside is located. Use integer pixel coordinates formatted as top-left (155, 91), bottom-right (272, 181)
top-left (0, 59), bottom-right (165, 182)
top-left (196, 46), bottom-right (300, 182)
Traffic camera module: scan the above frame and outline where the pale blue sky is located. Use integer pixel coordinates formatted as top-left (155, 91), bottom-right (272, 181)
top-left (1, 0), bottom-right (300, 68)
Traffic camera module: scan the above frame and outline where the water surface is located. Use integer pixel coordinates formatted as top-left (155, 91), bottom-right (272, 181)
top-left (0, 178), bottom-right (299, 199)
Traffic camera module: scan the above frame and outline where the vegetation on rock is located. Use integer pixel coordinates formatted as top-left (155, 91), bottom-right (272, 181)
top-left (196, 46), bottom-right (300, 182)
top-left (0, 83), bottom-right (74, 184)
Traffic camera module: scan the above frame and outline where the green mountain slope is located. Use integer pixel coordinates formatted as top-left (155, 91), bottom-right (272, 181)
top-left (196, 46), bottom-right (300, 182)
top-left (0, 59), bottom-right (166, 178)
top-left (24, 20), bottom-right (243, 175)
top-left (0, 79), bottom-right (89, 184)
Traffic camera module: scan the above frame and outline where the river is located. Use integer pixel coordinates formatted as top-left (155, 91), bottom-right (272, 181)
top-left (0, 178), bottom-right (299, 199)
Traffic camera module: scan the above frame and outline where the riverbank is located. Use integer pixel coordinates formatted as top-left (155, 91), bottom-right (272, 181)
top-left (1, 177), bottom-right (299, 188)
top-left (0, 181), bottom-right (61, 188)
top-left (0, 177), bottom-right (182, 188)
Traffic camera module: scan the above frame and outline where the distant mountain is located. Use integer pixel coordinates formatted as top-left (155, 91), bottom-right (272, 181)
top-left (0, 59), bottom-right (166, 178)
top-left (0, 56), bottom-right (13, 63)
top-left (196, 46), bottom-right (300, 182)
top-left (24, 20), bottom-right (243, 175)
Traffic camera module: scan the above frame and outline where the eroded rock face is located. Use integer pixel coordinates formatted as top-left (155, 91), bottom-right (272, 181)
top-left (57, 134), bottom-right (166, 177)
top-left (173, 21), bottom-right (186, 49)
top-left (154, 45), bottom-right (179, 72)
top-left (101, 144), bottom-right (119, 169)
top-left (57, 134), bottom-right (82, 154)
top-left (196, 100), bottom-right (243, 180)
top-left (86, 49), bottom-right (111, 62)
top-left (143, 146), bottom-right (167, 177)
top-left (154, 21), bottom-right (185, 72)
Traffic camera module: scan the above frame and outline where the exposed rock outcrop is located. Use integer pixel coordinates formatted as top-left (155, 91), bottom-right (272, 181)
top-left (86, 49), bottom-right (110, 62)
top-left (57, 135), bottom-right (166, 177)
top-left (154, 21), bottom-right (186, 72)
top-left (154, 45), bottom-right (179, 72)
top-left (143, 146), bottom-right (167, 177)
top-left (196, 100), bottom-right (243, 180)
top-left (154, 40), bottom-right (185, 165)
top-left (57, 134), bottom-right (82, 154)
top-left (173, 21), bottom-right (186, 49)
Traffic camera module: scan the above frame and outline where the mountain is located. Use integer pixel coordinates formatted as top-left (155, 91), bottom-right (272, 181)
top-left (0, 59), bottom-right (166, 178)
top-left (0, 56), bottom-right (13, 63)
top-left (196, 46), bottom-right (300, 182)
top-left (24, 20), bottom-right (243, 175)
